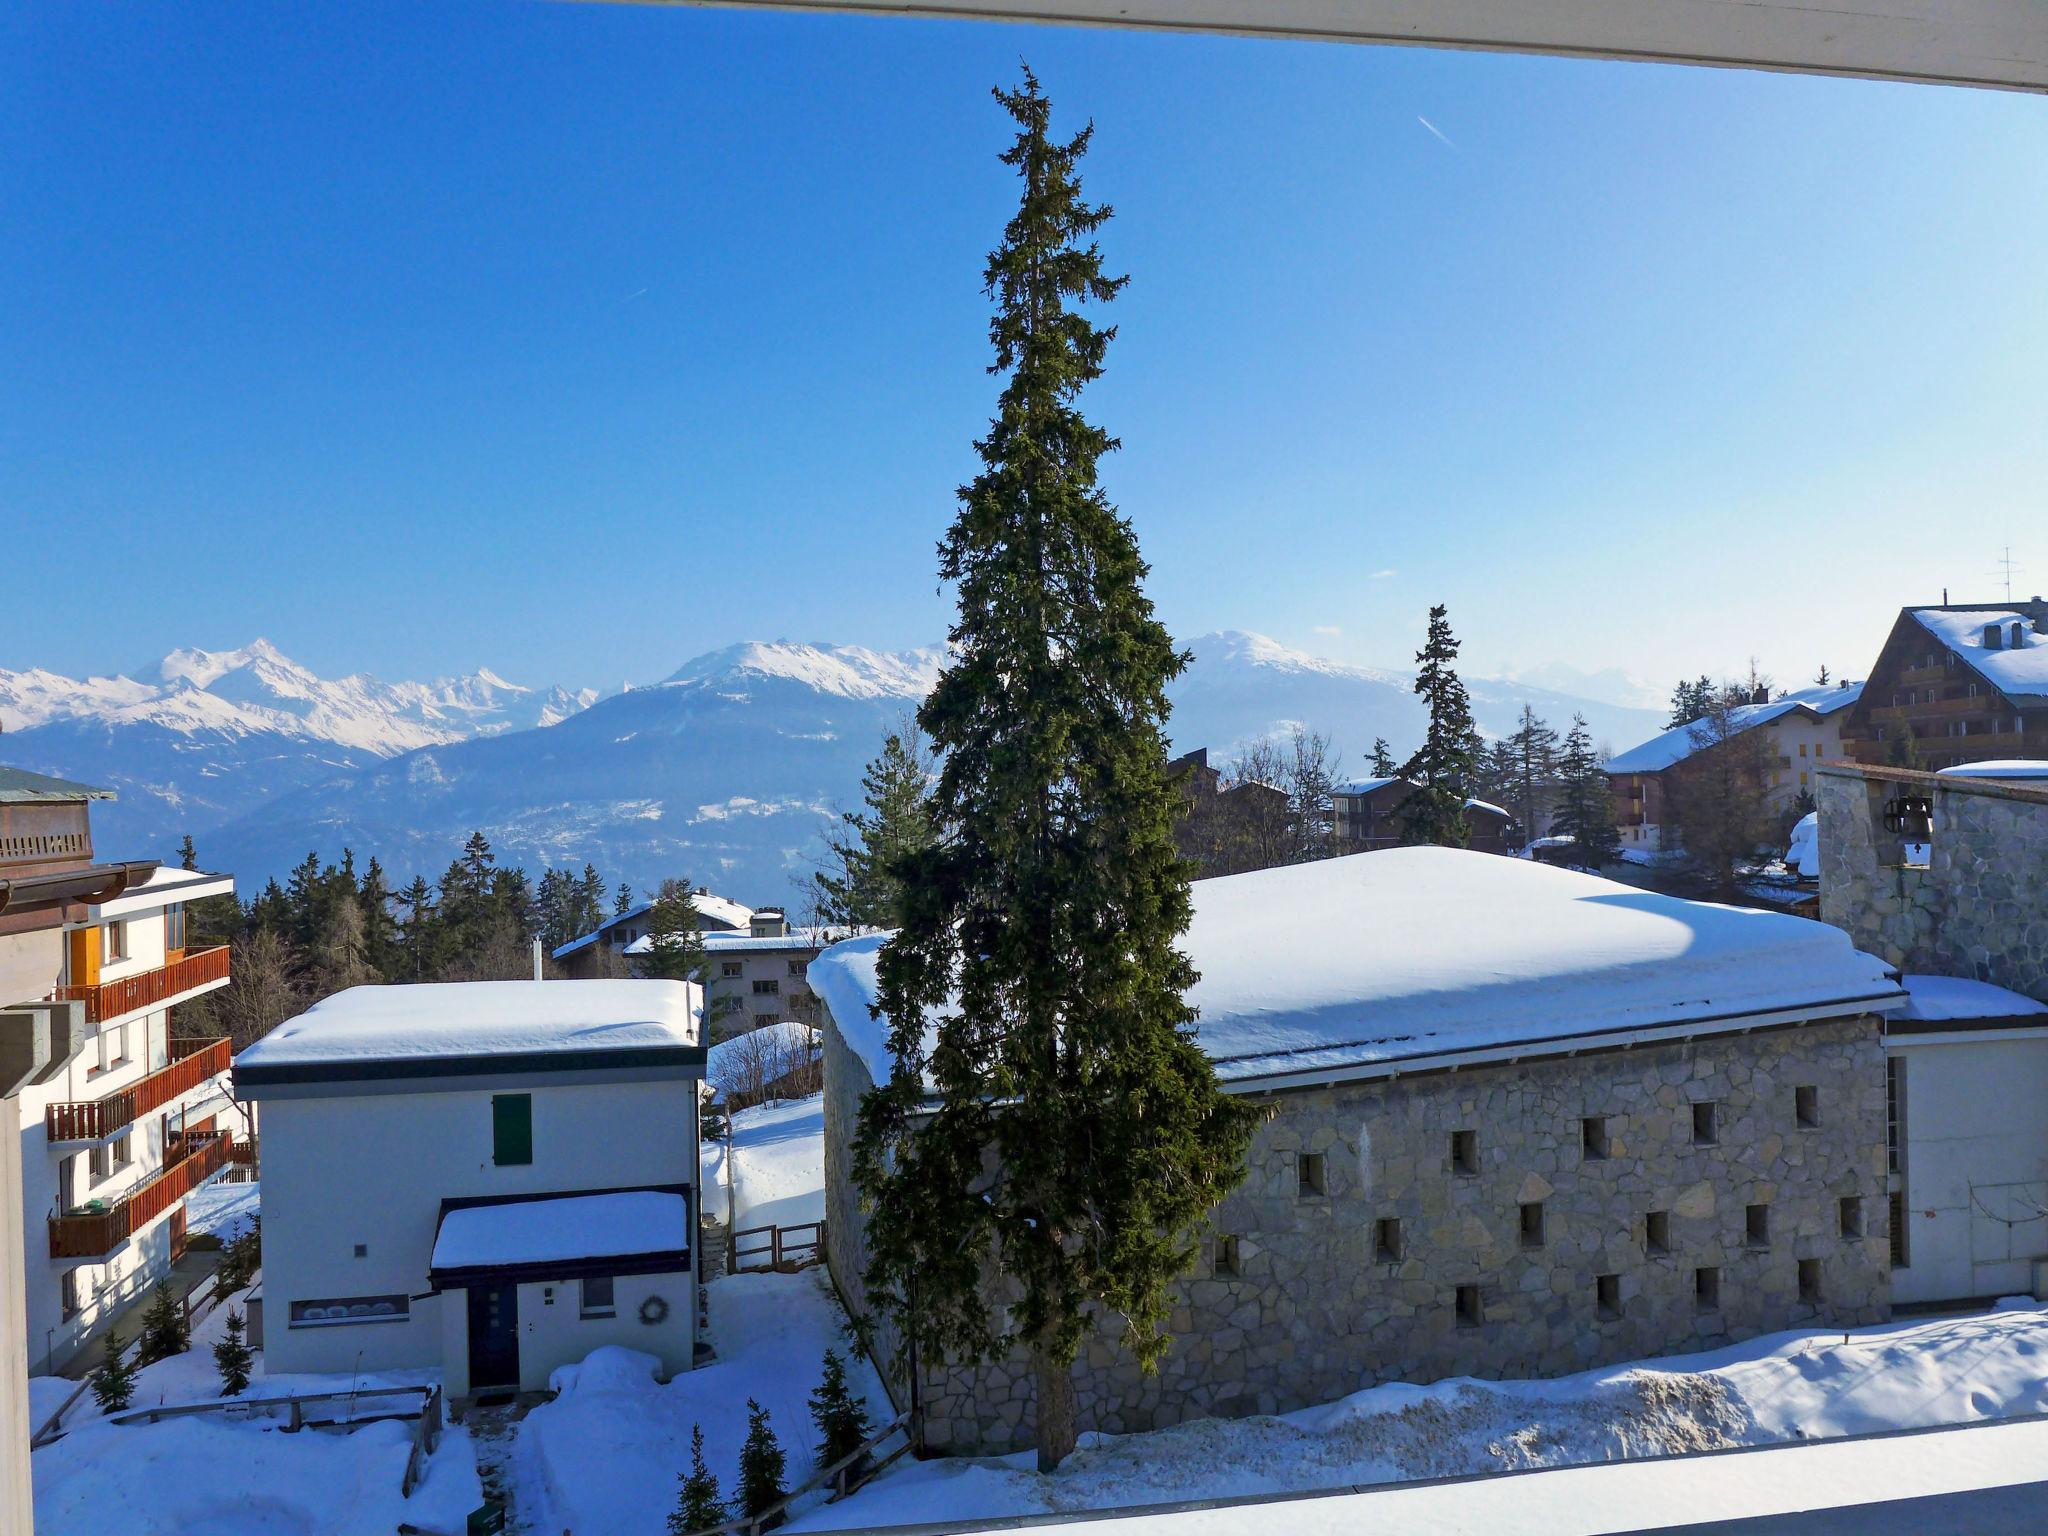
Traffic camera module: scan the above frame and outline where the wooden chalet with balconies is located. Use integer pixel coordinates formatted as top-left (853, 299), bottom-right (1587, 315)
top-left (0, 764), bottom-right (240, 1375)
top-left (1841, 602), bottom-right (2048, 773)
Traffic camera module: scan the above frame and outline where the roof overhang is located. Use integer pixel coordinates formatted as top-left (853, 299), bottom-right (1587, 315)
top-left (425, 1185), bottom-right (693, 1290)
top-left (586, 0), bottom-right (2048, 93)
top-left (234, 1042), bottom-right (707, 1100)
top-left (0, 861), bottom-right (161, 919)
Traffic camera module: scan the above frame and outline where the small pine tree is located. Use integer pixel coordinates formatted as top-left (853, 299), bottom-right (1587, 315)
top-left (615, 881), bottom-right (634, 917)
top-left (808, 1349), bottom-right (873, 1478)
top-left (136, 1283), bottom-right (188, 1365)
top-left (641, 881), bottom-right (709, 986)
top-left (213, 1308), bottom-right (253, 1396)
top-left (90, 1327), bottom-right (138, 1413)
top-left (668, 1424), bottom-right (726, 1535)
top-left (737, 1398), bottom-right (787, 1521)
top-left (176, 834), bottom-right (198, 872)
top-left (1369, 737), bottom-right (1397, 778)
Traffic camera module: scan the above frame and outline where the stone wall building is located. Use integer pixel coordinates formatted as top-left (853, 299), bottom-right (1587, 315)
top-left (1816, 761), bottom-right (2048, 1306)
top-left (811, 848), bottom-right (1903, 1454)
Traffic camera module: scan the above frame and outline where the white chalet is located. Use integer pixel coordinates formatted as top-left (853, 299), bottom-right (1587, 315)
top-left (234, 979), bottom-right (706, 1397)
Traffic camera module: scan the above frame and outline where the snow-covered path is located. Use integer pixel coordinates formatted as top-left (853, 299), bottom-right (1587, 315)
top-left (702, 1093), bottom-right (827, 1231)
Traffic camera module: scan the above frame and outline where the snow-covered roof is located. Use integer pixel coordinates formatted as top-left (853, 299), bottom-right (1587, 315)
top-left (87, 864), bottom-right (236, 919)
top-left (1604, 682), bottom-right (1864, 776)
top-left (1937, 760), bottom-right (2048, 781)
top-left (698, 926), bottom-right (856, 954)
top-left (1910, 609), bottom-right (2048, 702)
top-left (552, 892), bottom-right (757, 960)
top-left (1332, 777), bottom-right (1400, 798)
top-left (1896, 975), bottom-right (2048, 1025)
top-left (430, 1190), bottom-right (690, 1274)
top-left (809, 848), bottom-right (1904, 1092)
top-left (235, 979), bottom-right (703, 1086)
top-left (1465, 797), bottom-right (1511, 820)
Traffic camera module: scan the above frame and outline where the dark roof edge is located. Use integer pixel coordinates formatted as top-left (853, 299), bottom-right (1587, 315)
top-left (235, 1041), bottom-right (706, 1088)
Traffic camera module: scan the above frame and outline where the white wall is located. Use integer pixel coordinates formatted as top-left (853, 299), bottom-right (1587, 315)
top-left (438, 1270), bottom-right (693, 1396)
top-left (261, 1074), bottom-right (699, 1386)
top-left (1891, 1031), bottom-right (2048, 1306)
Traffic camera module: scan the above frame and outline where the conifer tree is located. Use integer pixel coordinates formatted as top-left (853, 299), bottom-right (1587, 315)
top-left (641, 881), bottom-right (709, 986)
top-left (393, 876), bottom-right (437, 981)
top-left (1506, 704), bottom-right (1559, 846)
top-left (90, 1328), bottom-right (137, 1413)
top-left (1550, 714), bottom-right (1622, 868)
top-left (357, 856), bottom-right (401, 977)
top-left (737, 1398), bottom-right (787, 1520)
top-left (815, 724), bottom-right (938, 927)
top-left (853, 70), bottom-right (1254, 1473)
top-left (668, 1424), bottom-right (726, 1535)
top-left (1369, 737), bottom-right (1397, 777)
top-left (177, 834), bottom-right (198, 872)
top-left (615, 881), bottom-right (634, 917)
top-left (310, 885), bottom-right (378, 995)
top-left (807, 1349), bottom-right (872, 1478)
top-left (213, 1308), bottom-right (254, 1396)
top-left (1396, 605), bottom-right (1477, 848)
top-left (136, 1283), bottom-right (188, 1365)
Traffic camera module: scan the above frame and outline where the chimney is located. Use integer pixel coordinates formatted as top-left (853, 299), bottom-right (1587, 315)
top-left (2012, 621), bottom-right (2026, 649)
top-left (1984, 623), bottom-right (2004, 651)
top-left (750, 907), bottom-right (788, 939)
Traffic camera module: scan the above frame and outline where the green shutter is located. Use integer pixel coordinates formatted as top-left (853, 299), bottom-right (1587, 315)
top-left (492, 1094), bottom-right (532, 1167)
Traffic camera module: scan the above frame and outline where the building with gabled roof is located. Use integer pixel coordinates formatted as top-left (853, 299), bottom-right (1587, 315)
top-left (1840, 601), bottom-right (2048, 773)
top-left (549, 888), bottom-right (753, 978)
top-left (1605, 680), bottom-right (1863, 853)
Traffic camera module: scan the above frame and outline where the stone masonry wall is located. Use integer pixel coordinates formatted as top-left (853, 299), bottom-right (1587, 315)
top-left (1819, 765), bottom-right (2048, 1002)
top-left (824, 1006), bottom-right (1890, 1455)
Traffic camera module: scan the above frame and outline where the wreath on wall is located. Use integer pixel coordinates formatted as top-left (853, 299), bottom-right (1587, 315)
top-left (638, 1294), bottom-right (670, 1326)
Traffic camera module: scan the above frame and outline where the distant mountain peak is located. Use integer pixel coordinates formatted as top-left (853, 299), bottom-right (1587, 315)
top-left (663, 640), bottom-right (947, 701)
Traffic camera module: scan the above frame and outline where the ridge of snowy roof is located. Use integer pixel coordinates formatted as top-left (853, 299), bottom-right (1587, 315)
top-left (236, 979), bottom-right (702, 1072)
top-left (1908, 609), bottom-right (2048, 701)
top-left (1937, 760), bottom-right (2048, 780)
top-left (1603, 682), bottom-right (1864, 776)
top-left (809, 848), bottom-right (1903, 1091)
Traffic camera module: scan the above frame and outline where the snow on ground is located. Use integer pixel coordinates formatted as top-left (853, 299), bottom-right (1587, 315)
top-left (185, 1178), bottom-right (260, 1241)
top-left (32, 1284), bottom-right (477, 1536)
top-left (1041, 1416), bottom-right (2048, 1536)
top-left (785, 1302), bottom-right (2048, 1531)
top-left (702, 1093), bottom-right (827, 1230)
top-left (516, 1269), bottom-right (890, 1534)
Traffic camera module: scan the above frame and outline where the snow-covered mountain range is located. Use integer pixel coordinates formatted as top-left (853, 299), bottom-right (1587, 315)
top-left (0, 634), bottom-right (1660, 900)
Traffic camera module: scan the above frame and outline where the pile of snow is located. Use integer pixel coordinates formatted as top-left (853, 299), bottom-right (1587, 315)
top-left (788, 1304), bottom-right (2048, 1531)
top-left (1785, 812), bottom-right (1819, 880)
top-left (236, 978), bottom-right (701, 1070)
top-left (548, 1344), bottom-right (664, 1398)
top-left (33, 1286), bottom-right (475, 1536)
top-left (516, 1270), bottom-right (891, 1535)
top-left (702, 1092), bottom-right (827, 1231)
top-left (708, 1020), bottom-right (820, 1100)
top-left (811, 849), bottom-right (1905, 1088)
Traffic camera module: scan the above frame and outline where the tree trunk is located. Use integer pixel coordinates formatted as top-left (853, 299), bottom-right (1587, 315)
top-left (1032, 1338), bottom-right (1078, 1472)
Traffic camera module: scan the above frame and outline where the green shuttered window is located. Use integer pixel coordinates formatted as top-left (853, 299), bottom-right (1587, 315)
top-left (493, 1093), bottom-right (533, 1166)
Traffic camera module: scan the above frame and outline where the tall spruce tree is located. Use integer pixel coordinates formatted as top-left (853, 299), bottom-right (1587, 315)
top-left (851, 69), bottom-right (1253, 1472)
top-left (1506, 704), bottom-right (1559, 846)
top-left (1550, 714), bottom-right (1622, 868)
top-left (1396, 605), bottom-right (1477, 848)
top-left (814, 724), bottom-right (939, 927)
top-left (640, 881), bottom-right (709, 986)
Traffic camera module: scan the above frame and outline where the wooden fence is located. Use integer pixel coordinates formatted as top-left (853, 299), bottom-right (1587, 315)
top-left (728, 1219), bottom-right (824, 1273)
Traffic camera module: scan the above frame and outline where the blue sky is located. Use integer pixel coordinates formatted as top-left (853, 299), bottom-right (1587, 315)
top-left (6, 0), bottom-right (2045, 696)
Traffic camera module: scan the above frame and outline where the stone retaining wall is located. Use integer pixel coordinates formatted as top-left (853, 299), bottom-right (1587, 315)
top-left (825, 1007), bottom-right (1890, 1455)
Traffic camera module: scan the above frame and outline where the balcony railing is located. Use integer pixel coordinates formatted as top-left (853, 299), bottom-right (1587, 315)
top-left (56, 944), bottom-right (230, 1025)
top-left (44, 1036), bottom-right (233, 1144)
top-left (49, 1129), bottom-right (234, 1261)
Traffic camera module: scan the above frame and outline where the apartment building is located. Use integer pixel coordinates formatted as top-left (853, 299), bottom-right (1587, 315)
top-left (550, 888), bottom-right (753, 979)
top-left (1330, 776), bottom-right (1518, 855)
top-left (1, 767), bottom-right (237, 1375)
top-left (1840, 602), bottom-right (2048, 772)
top-left (631, 907), bottom-right (846, 1041)
top-left (1605, 681), bottom-right (1863, 852)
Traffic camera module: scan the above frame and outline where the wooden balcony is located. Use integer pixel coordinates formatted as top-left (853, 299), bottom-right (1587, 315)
top-left (56, 944), bottom-right (229, 1024)
top-left (44, 1036), bottom-right (233, 1144)
top-left (49, 1129), bottom-right (234, 1261)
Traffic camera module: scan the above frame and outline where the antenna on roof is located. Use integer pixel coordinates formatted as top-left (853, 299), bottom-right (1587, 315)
top-left (1993, 546), bottom-right (2021, 603)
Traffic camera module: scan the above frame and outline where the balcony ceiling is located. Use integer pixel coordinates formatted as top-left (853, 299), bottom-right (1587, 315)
top-left (588, 0), bottom-right (2048, 93)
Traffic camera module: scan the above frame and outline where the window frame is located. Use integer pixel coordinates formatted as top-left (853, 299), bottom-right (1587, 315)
top-left (580, 1274), bottom-right (617, 1319)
